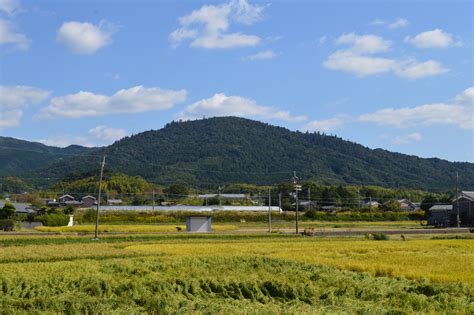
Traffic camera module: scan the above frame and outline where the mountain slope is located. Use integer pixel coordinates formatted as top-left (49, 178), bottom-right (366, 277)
top-left (0, 137), bottom-right (94, 177)
top-left (2, 117), bottom-right (473, 190)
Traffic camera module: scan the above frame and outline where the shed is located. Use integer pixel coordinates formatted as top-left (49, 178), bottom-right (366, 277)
top-left (186, 216), bottom-right (212, 233)
top-left (428, 204), bottom-right (452, 227)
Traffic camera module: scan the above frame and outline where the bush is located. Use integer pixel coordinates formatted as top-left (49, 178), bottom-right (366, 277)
top-left (0, 219), bottom-right (17, 231)
top-left (373, 233), bottom-right (390, 240)
top-left (36, 214), bottom-right (70, 227)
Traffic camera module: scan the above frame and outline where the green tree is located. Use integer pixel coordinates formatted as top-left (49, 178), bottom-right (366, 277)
top-left (0, 202), bottom-right (16, 219)
top-left (164, 184), bottom-right (189, 198)
top-left (380, 200), bottom-right (401, 211)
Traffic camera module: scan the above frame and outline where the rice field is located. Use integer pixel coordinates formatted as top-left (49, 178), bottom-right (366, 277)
top-left (34, 224), bottom-right (238, 233)
top-left (0, 234), bottom-right (472, 313)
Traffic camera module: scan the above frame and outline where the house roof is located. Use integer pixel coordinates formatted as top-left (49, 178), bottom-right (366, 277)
top-left (429, 204), bottom-right (453, 211)
top-left (461, 191), bottom-right (474, 200)
top-left (198, 194), bottom-right (247, 199)
top-left (59, 194), bottom-right (74, 200)
top-left (82, 195), bottom-right (96, 200)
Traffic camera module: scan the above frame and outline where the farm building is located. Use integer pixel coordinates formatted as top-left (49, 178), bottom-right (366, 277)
top-left (453, 191), bottom-right (474, 226)
top-left (427, 204), bottom-right (452, 227)
top-left (81, 195), bottom-right (97, 208)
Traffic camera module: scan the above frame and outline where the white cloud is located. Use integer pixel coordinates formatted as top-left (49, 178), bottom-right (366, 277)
top-left (177, 93), bottom-right (307, 122)
top-left (405, 29), bottom-right (456, 48)
top-left (88, 125), bottom-right (127, 142)
top-left (369, 18), bottom-right (386, 26)
top-left (37, 86), bottom-right (187, 119)
top-left (389, 18), bottom-right (409, 29)
top-left (394, 59), bottom-right (449, 79)
top-left (0, 85), bottom-right (50, 128)
top-left (170, 0), bottom-right (263, 49)
top-left (38, 135), bottom-right (95, 148)
top-left (37, 125), bottom-right (128, 147)
top-left (324, 50), bottom-right (395, 77)
top-left (323, 32), bottom-right (449, 79)
top-left (318, 35), bottom-right (327, 46)
top-left (246, 49), bottom-right (279, 60)
top-left (0, 0), bottom-right (21, 15)
top-left (358, 87), bottom-right (474, 130)
top-left (370, 18), bottom-right (409, 29)
top-left (56, 20), bottom-right (116, 54)
top-left (393, 132), bottom-right (422, 144)
top-left (304, 115), bottom-right (347, 133)
top-left (335, 33), bottom-right (391, 54)
top-left (0, 18), bottom-right (29, 50)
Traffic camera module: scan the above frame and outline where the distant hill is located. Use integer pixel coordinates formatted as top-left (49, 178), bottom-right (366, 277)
top-left (1, 117), bottom-right (473, 191)
top-left (0, 137), bottom-right (93, 178)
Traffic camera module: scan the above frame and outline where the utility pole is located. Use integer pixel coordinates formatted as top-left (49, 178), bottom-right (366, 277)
top-left (94, 156), bottom-right (106, 241)
top-left (456, 172), bottom-right (460, 227)
top-left (308, 188), bottom-right (311, 202)
top-left (152, 190), bottom-right (155, 211)
top-left (291, 171), bottom-right (301, 234)
top-left (278, 192), bottom-right (282, 213)
top-left (218, 186), bottom-right (222, 207)
top-left (268, 188), bottom-right (272, 233)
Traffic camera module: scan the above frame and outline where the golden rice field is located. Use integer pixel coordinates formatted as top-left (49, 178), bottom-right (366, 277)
top-left (34, 224), bottom-right (238, 233)
top-left (0, 234), bottom-right (472, 313)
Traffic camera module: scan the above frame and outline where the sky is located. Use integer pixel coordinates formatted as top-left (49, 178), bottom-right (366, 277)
top-left (0, 0), bottom-right (473, 162)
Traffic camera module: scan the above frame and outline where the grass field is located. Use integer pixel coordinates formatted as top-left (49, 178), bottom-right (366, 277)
top-left (0, 234), bottom-right (472, 313)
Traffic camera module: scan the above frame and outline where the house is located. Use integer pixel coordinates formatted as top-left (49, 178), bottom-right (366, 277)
top-left (59, 194), bottom-right (75, 205)
top-left (362, 200), bottom-right (380, 209)
top-left (397, 199), bottom-right (418, 211)
top-left (64, 200), bottom-right (83, 207)
top-left (107, 199), bottom-right (123, 205)
top-left (198, 194), bottom-right (248, 199)
top-left (427, 204), bottom-right (452, 227)
top-left (81, 195), bottom-right (97, 208)
top-left (292, 200), bottom-right (317, 210)
top-left (452, 191), bottom-right (474, 226)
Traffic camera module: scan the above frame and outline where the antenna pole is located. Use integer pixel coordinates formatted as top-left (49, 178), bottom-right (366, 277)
top-left (94, 156), bottom-right (106, 241)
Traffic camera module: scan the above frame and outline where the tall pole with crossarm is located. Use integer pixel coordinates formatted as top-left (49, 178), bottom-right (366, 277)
top-left (94, 156), bottom-right (106, 241)
top-left (292, 171), bottom-right (301, 234)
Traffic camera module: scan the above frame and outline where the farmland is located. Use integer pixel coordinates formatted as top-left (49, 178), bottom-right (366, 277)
top-left (0, 233), bottom-right (473, 313)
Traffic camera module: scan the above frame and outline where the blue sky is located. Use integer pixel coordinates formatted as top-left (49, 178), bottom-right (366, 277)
top-left (0, 0), bottom-right (473, 162)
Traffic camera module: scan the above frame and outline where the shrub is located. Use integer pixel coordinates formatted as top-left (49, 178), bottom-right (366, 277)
top-left (36, 214), bottom-right (69, 227)
top-left (0, 219), bottom-right (16, 231)
top-left (373, 233), bottom-right (390, 240)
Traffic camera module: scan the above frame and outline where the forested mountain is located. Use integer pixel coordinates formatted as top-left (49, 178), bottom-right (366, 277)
top-left (1, 117), bottom-right (473, 191)
top-left (0, 137), bottom-right (93, 177)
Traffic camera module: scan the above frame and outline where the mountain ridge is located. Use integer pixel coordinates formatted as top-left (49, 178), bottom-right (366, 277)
top-left (1, 117), bottom-right (473, 190)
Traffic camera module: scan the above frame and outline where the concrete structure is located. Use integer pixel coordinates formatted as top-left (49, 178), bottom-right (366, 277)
top-left (186, 216), bottom-right (212, 233)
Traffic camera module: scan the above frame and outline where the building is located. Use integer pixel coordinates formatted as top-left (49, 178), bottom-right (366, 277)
top-left (427, 204), bottom-right (452, 227)
top-left (107, 199), bottom-right (123, 205)
top-left (59, 194), bottom-right (75, 205)
top-left (397, 199), bottom-right (418, 211)
top-left (452, 191), bottom-right (474, 226)
top-left (186, 216), bottom-right (212, 233)
top-left (81, 195), bottom-right (97, 208)
top-left (362, 200), bottom-right (380, 209)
